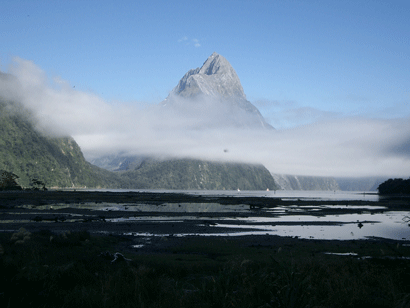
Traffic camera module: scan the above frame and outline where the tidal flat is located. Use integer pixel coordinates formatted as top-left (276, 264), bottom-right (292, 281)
top-left (1, 190), bottom-right (410, 307)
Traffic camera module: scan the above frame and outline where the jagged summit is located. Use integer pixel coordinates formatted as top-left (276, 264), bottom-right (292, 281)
top-left (170, 52), bottom-right (246, 99)
top-left (163, 52), bottom-right (273, 130)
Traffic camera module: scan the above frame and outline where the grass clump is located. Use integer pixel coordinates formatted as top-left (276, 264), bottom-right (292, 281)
top-left (10, 227), bottom-right (31, 244)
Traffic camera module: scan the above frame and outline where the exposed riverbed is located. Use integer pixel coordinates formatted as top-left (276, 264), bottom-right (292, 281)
top-left (1, 190), bottom-right (409, 243)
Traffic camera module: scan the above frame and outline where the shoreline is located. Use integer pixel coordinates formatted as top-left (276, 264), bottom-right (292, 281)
top-left (1, 190), bottom-right (409, 249)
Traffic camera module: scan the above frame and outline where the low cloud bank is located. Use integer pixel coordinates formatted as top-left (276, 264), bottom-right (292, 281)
top-left (1, 57), bottom-right (410, 178)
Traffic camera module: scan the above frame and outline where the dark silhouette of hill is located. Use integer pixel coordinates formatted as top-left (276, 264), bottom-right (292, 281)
top-left (378, 178), bottom-right (410, 194)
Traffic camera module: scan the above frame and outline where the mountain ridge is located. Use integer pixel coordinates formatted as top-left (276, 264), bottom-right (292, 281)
top-left (87, 52), bottom-right (279, 189)
top-left (91, 52), bottom-right (339, 190)
top-left (170, 52), bottom-right (246, 99)
top-left (0, 99), bottom-right (130, 188)
top-left (163, 52), bottom-right (273, 130)
top-left (0, 53), bottom-right (342, 191)
top-left (119, 158), bottom-right (279, 190)
top-left (0, 97), bottom-right (279, 190)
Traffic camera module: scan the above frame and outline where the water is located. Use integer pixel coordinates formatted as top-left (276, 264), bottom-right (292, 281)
top-left (6, 190), bottom-right (410, 241)
top-left (119, 208), bottom-right (409, 241)
top-left (85, 189), bottom-right (380, 201)
top-left (211, 211), bottom-right (410, 240)
top-left (89, 190), bottom-right (408, 241)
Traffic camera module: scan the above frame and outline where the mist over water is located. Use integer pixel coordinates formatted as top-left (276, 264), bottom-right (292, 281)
top-left (1, 57), bottom-right (410, 178)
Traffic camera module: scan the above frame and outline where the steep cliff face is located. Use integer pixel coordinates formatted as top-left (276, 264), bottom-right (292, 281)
top-left (163, 52), bottom-right (273, 130)
top-left (120, 158), bottom-right (279, 190)
top-left (271, 173), bottom-right (340, 191)
top-left (170, 52), bottom-right (247, 99)
top-left (0, 100), bottom-right (127, 188)
top-left (87, 53), bottom-right (279, 190)
top-left (91, 53), bottom-right (340, 190)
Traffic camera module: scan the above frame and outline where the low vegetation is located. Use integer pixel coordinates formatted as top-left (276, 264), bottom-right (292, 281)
top-left (0, 170), bottom-right (22, 191)
top-left (1, 230), bottom-right (409, 307)
top-left (0, 170), bottom-right (50, 191)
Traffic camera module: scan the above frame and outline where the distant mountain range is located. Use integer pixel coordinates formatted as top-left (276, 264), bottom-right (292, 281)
top-left (271, 174), bottom-right (340, 191)
top-left (87, 52), bottom-right (282, 190)
top-left (118, 158), bottom-right (278, 190)
top-left (0, 53), bottom-right (384, 190)
top-left (0, 98), bottom-right (278, 190)
top-left (334, 177), bottom-right (388, 192)
top-left (93, 52), bottom-right (341, 190)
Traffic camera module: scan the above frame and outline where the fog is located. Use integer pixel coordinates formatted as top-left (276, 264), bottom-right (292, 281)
top-left (1, 57), bottom-right (410, 178)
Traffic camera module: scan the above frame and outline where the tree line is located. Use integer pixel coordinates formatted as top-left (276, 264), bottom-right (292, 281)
top-left (0, 170), bottom-right (47, 191)
top-left (378, 178), bottom-right (410, 194)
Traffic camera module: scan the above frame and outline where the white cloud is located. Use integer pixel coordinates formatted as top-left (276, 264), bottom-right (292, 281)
top-left (192, 38), bottom-right (201, 47)
top-left (253, 99), bottom-right (340, 129)
top-left (178, 36), bottom-right (188, 43)
top-left (177, 36), bottom-right (201, 47)
top-left (1, 57), bottom-right (410, 178)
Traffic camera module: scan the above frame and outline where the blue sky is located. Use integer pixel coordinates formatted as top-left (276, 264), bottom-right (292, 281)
top-left (2, 0), bottom-right (409, 129)
top-left (1, 0), bottom-right (410, 178)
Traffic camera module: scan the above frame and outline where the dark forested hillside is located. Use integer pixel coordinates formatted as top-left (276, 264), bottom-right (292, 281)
top-left (0, 100), bottom-right (130, 188)
top-left (0, 99), bottom-right (278, 190)
top-left (378, 178), bottom-right (410, 194)
top-left (119, 158), bottom-right (279, 190)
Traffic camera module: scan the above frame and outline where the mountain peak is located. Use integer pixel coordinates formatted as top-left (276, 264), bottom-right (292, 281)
top-left (164, 53), bottom-right (274, 130)
top-left (170, 52), bottom-right (246, 99)
top-left (199, 52), bottom-right (228, 75)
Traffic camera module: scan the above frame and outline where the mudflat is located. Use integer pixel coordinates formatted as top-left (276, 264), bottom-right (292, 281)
top-left (1, 190), bottom-right (409, 253)
top-left (1, 190), bottom-right (410, 307)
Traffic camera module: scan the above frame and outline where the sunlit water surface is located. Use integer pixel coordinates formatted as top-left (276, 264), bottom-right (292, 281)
top-left (7, 190), bottom-right (409, 241)
top-left (90, 190), bottom-right (409, 241)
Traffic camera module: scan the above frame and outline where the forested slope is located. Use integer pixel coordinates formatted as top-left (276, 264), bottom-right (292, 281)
top-left (0, 100), bottom-right (129, 188)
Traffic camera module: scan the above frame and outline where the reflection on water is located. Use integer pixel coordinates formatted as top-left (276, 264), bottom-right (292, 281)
top-left (27, 202), bottom-right (250, 212)
top-left (6, 190), bottom-right (410, 241)
top-left (116, 205), bottom-right (409, 241)
top-left (122, 203), bottom-right (250, 212)
top-left (324, 252), bottom-right (358, 256)
top-left (210, 211), bottom-right (409, 240)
